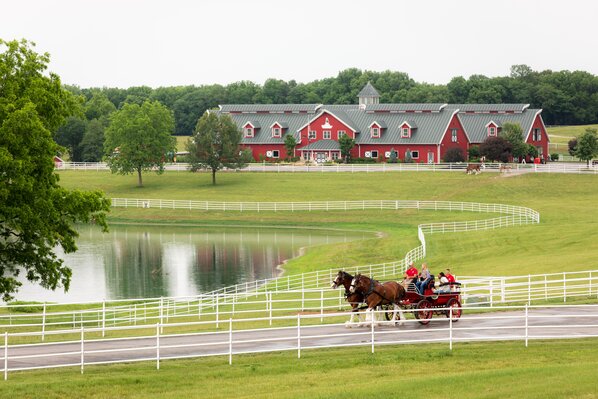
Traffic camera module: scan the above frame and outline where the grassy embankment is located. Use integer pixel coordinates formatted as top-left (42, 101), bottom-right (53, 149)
top-left (2, 339), bottom-right (598, 399)
top-left (546, 123), bottom-right (598, 155)
top-left (3, 170), bottom-right (597, 396)
top-left (57, 170), bottom-right (598, 277)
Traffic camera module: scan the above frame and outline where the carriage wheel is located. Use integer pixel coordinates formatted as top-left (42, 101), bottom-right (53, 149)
top-left (445, 298), bottom-right (462, 322)
top-left (384, 305), bottom-right (401, 321)
top-left (415, 300), bottom-right (432, 325)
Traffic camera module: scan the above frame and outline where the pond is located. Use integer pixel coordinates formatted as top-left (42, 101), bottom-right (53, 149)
top-left (13, 224), bottom-right (369, 303)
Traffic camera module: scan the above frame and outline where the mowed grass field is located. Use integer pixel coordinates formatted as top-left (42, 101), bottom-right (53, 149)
top-left (57, 170), bottom-right (598, 277)
top-left (3, 340), bottom-right (598, 398)
top-left (11, 169), bottom-right (593, 398)
top-left (546, 124), bottom-right (598, 155)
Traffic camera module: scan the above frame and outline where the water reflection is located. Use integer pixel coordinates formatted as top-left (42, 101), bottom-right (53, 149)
top-left (13, 225), bottom-right (367, 302)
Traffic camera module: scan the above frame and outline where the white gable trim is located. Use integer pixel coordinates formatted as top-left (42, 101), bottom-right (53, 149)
top-left (400, 121), bottom-right (415, 129)
top-left (296, 110), bottom-right (357, 133)
top-left (485, 120), bottom-right (500, 128)
top-left (269, 121), bottom-right (282, 129)
top-left (524, 109), bottom-right (546, 142)
top-left (369, 121), bottom-right (383, 128)
top-left (438, 109), bottom-right (465, 144)
top-left (244, 121), bottom-right (257, 129)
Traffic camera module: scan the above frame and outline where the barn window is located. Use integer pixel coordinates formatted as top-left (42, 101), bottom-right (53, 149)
top-left (272, 150), bottom-right (279, 158)
top-left (533, 128), bottom-right (541, 141)
top-left (488, 127), bottom-right (496, 136)
top-left (411, 150), bottom-right (419, 159)
top-left (451, 129), bottom-right (458, 142)
top-left (401, 127), bottom-right (410, 138)
top-left (337, 130), bottom-right (346, 139)
top-left (244, 127), bottom-right (254, 137)
top-left (308, 130), bottom-right (316, 139)
top-left (371, 150), bottom-right (379, 158)
top-left (371, 127), bottom-right (380, 138)
top-left (272, 127), bottom-right (281, 138)
top-left (323, 130), bottom-right (331, 139)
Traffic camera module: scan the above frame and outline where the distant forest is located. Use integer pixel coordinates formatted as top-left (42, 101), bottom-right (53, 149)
top-left (65, 65), bottom-right (598, 139)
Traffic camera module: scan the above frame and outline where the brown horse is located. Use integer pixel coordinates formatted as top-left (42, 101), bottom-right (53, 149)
top-left (331, 271), bottom-right (366, 325)
top-left (466, 163), bottom-right (481, 175)
top-left (349, 274), bottom-right (406, 326)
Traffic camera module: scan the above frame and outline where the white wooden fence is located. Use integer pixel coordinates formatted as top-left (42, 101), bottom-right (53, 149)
top-left (56, 162), bottom-right (598, 174)
top-left (2, 303), bottom-right (598, 379)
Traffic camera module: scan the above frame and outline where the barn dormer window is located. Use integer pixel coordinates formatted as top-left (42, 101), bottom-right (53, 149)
top-left (401, 127), bottom-right (410, 138)
top-left (369, 121), bottom-right (384, 138)
top-left (244, 126), bottom-right (254, 138)
top-left (371, 127), bottom-right (380, 138)
top-left (400, 121), bottom-right (415, 138)
top-left (486, 121), bottom-right (499, 137)
top-left (272, 127), bottom-right (281, 138)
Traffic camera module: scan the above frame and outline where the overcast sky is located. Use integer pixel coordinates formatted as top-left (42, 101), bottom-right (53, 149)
top-left (2, 0), bottom-right (597, 88)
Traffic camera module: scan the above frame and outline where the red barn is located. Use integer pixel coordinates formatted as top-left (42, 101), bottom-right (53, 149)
top-left (219, 83), bottom-right (549, 163)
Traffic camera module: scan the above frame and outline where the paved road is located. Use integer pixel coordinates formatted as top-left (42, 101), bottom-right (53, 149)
top-left (4, 306), bottom-right (598, 372)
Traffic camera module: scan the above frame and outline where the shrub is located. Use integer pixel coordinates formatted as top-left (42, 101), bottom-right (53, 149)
top-left (550, 153), bottom-right (559, 161)
top-left (468, 145), bottom-right (480, 160)
top-left (443, 147), bottom-right (466, 163)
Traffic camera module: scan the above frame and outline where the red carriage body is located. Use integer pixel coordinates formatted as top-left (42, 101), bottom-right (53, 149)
top-left (400, 281), bottom-right (462, 325)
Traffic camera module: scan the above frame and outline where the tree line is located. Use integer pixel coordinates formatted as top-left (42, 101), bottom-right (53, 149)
top-left (60, 65), bottom-right (598, 162)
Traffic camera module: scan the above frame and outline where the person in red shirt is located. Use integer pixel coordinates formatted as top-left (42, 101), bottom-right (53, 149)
top-left (404, 262), bottom-right (419, 290)
top-left (445, 268), bottom-right (455, 283)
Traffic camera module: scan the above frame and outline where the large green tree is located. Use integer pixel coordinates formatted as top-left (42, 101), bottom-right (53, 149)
top-left (55, 116), bottom-right (86, 161)
top-left (338, 133), bottom-right (355, 163)
top-left (0, 39), bottom-right (110, 301)
top-left (575, 128), bottom-right (598, 167)
top-left (104, 100), bottom-right (176, 187)
top-left (500, 122), bottom-right (527, 160)
top-left (187, 112), bottom-right (248, 185)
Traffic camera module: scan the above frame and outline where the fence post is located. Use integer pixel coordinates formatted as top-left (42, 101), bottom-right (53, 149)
top-left (156, 323), bottom-right (160, 370)
top-left (4, 332), bottom-right (7, 381)
top-left (268, 292), bottom-right (272, 326)
top-left (229, 318), bottom-right (233, 365)
top-left (159, 297), bottom-right (164, 332)
top-left (297, 314), bottom-right (301, 359)
top-left (102, 300), bottom-right (106, 337)
top-left (81, 326), bottom-right (85, 374)
top-left (528, 275), bottom-right (531, 304)
top-left (524, 304), bottom-right (529, 348)
top-left (371, 314), bottom-right (375, 354)
top-left (216, 295), bottom-right (221, 329)
top-left (544, 275), bottom-right (548, 300)
top-left (449, 307), bottom-right (453, 351)
top-left (590, 271), bottom-right (593, 297)
top-left (320, 290), bottom-right (324, 323)
top-left (42, 303), bottom-right (46, 342)
top-left (489, 280), bottom-right (494, 307)
top-left (301, 289), bottom-right (305, 311)
top-left (563, 272), bottom-right (567, 302)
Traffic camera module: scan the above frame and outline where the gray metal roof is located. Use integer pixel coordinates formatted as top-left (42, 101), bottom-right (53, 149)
top-left (447, 104), bottom-right (530, 113)
top-left (227, 112), bottom-right (311, 144)
top-left (347, 108), bottom-right (456, 145)
top-left (299, 140), bottom-right (341, 151)
top-left (357, 82), bottom-right (380, 98)
top-left (370, 120), bottom-right (388, 129)
top-left (220, 104), bottom-right (321, 113)
top-left (246, 120), bottom-right (261, 129)
top-left (365, 103), bottom-right (447, 112)
top-left (457, 110), bottom-right (539, 143)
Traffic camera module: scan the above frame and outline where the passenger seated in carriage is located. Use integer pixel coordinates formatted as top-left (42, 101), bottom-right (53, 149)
top-left (403, 262), bottom-right (419, 291)
top-left (416, 263), bottom-right (432, 295)
top-left (434, 272), bottom-right (451, 294)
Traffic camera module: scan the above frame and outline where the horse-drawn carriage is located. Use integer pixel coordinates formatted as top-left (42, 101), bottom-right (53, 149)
top-left (332, 271), bottom-right (462, 326)
top-left (398, 279), bottom-right (462, 325)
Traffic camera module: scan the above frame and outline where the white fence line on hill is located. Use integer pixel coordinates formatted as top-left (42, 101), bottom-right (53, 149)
top-left (56, 162), bottom-right (598, 174)
top-left (108, 199), bottom-right (538, 295)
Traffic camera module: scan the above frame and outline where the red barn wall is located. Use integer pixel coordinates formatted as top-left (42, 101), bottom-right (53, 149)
top-left (526, 114), bottom-right (550, 160)
top-left (439, 115), bottom-right (469, 160)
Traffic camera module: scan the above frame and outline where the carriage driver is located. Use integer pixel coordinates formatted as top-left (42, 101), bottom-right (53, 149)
top-left (403, 262), bottom-right (419, 290)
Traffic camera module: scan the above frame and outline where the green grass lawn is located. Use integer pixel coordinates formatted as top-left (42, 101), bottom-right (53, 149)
top-left (57, 170), bottom-right (598, 277)
top-left (174, 135), bottom-right (191, 152)
top-left (546, 124), bottom-right (598, 155)
top-left (3, 339), bottom-right (598, 399)
top-left (20, 169), bottom-right (596, 395)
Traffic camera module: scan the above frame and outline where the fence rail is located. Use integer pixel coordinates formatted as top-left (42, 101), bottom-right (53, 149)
top-left (2, 303), bottom-right (598, 379)
top-left (56, 162), bottom-right (598, 174)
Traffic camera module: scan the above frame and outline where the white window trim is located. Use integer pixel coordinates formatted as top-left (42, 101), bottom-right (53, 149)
top-left (451, 129), bottom-right (458, 143)
top-left (308, 130), bottom-right (317, 139)
top-left (371, 150), bottom-right (379, 158)
top-left (337, 130), bottom-right (346, 139)
top-left (323, 130), bottom-right (331, 139)
top-left (488, 126), bottom-right (497, 136)
top-left (371, 127), bottom-right (380, 138)
top-left (272, 150), bottom-right (280, 158)
top-left (272, 127), bottom-right (281, 138)
top-left (401, 127), bottom-right (410, 138)
top-left (411, 150), bottom-right (419, 159)
top-left (244, 127), bottom-right (254, 138)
